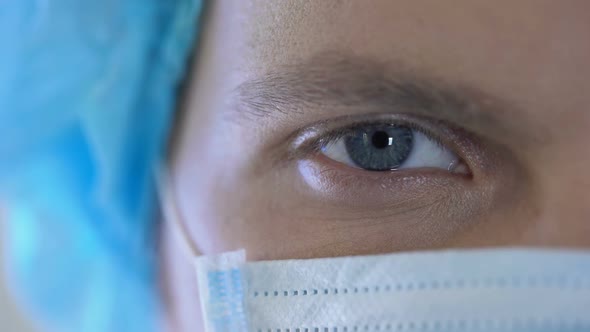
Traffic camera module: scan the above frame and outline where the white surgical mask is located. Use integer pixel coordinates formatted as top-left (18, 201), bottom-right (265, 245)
top-left (195, 249), bottom-right (590, 332)
top-left (157, 174), bottom-right (590, 332)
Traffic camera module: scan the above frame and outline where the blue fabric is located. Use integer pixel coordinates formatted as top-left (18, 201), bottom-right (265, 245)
top-left (0, 1), bottom-right (203, 331)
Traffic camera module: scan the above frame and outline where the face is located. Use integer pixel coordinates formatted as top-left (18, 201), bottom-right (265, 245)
top-left (162, 1), bottom-right (590, 330)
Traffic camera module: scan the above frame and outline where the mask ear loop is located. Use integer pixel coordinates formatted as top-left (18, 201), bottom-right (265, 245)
top-left (155, 167), bottom-right (200, 260)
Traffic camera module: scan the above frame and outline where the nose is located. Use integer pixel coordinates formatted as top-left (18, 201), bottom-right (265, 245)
top-left (520, 145), bottom-right (590, 248)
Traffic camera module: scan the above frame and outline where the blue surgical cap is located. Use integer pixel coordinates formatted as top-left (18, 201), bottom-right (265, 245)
top-left (0, 1), bottom-right (203, 331)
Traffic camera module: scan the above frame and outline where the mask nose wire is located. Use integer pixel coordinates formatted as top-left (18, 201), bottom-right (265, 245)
top-left (155, 167), bottom-right (200, 260)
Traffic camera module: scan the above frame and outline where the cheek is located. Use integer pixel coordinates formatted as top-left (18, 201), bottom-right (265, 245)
top-left (172, 160), bottom-right (284, 259)
top-left (175, 164), bottom-right (484, 262)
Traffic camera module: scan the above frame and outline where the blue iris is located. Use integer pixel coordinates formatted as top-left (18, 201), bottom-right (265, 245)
top-left (345, 125), bottom-right (414, 171)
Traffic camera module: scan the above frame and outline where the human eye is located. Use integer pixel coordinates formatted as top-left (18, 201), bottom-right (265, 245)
top-left (295, 114), bottom-right (472, 177)
top-left (320, 122), bottom-right (469, 174)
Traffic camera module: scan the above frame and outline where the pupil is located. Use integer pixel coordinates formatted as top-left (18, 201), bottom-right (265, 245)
top-left (371, 131), bottom-right (390, 149)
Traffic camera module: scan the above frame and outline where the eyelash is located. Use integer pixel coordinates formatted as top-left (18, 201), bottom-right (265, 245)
top-left (292, 114), bottom-right (456, 160)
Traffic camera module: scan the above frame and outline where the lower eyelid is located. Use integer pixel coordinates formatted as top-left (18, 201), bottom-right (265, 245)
top-left (310, 154), bottom-right (469, 180)
top-left (296, 158), bottom-right (474, 208)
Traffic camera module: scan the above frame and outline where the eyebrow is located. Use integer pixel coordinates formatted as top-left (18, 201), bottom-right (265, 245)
top-left (234, 53), bottom-right (538, 145)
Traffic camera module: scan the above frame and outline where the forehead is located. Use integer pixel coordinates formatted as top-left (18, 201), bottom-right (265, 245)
top-left (235, 0), bottom-right (588, 68)
top-left (212, 0), bottom-right (589, 134)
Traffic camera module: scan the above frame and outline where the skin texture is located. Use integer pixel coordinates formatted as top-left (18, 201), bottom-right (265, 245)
top-left (162, 1), bottom-right (590, 331)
